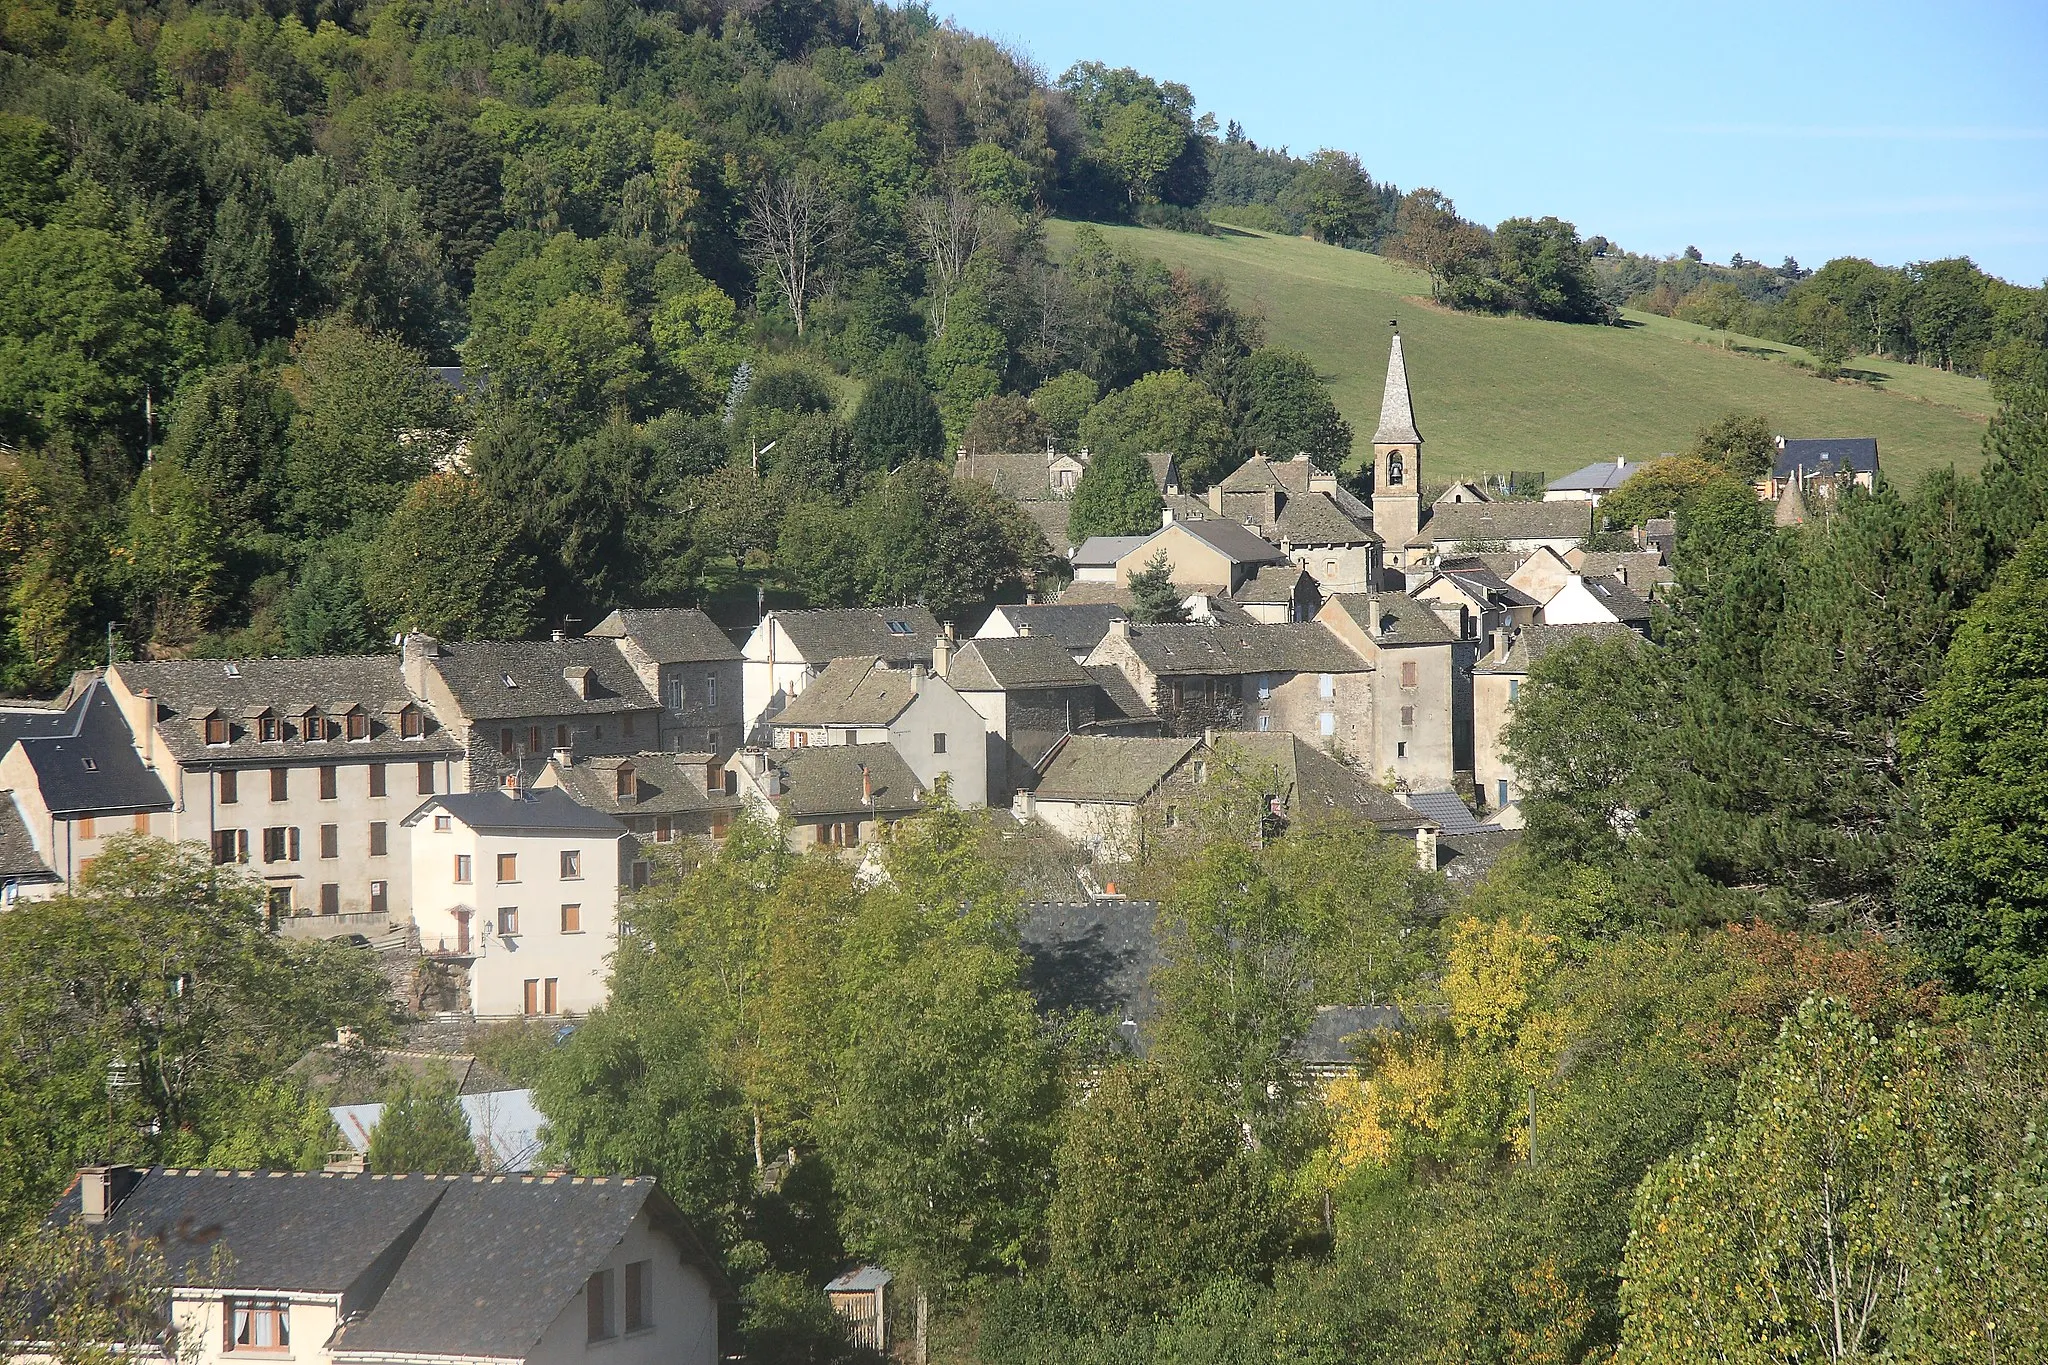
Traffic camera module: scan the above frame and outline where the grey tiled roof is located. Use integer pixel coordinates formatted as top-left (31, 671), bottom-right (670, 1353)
top-left (1547, 460), bottom-right (1641, 493)
top-left (0, 796), bottom-right (56, 882)
top-left (1220, 733), bottom-right (1430, 831)
top-left (116, 658), bottom-right (460, 764)
top-left (771, 607), bottom-right (942, 666)
top-left (1438, 827), bottom-right (1523, 884)
top-left (4, 680), bottom-right (173, 816)
top-left (1373, 333), bottom-right (1423, 445)
top-left (1034, 735), bottom-right (1199, 803)
top-left (286, 1045), bottom-right (519, 1106)
top-left (983, 604), bottom-right (1127, 657)
top-left (586, 608), bottom-right (740, 662)
top-left (1430, 565), bottom-right (1542, 610)
top-left (1275, 491), bottom-right (1377, 546)
top-left (770, 657), bottom-right (914, 728)
top-left (1120, 621), bottom-right (1364, 677)
top-left (956, 452), bottom-right (1058, 498)
top-left (403, 786), bottom-right (627, 834)
top-left (427, 639), bottom-right (657, 721)
top-left (1581, 574), bottom-right (1652, 625)
top-left (1072, 535), bottom-right (1154, 569)
top-left (545, 752), bottom-right (741, 817)
top-left (1417, 500), bottom-right (1592, 547)
top-left (1322, 592), bottom-right (1459, 648)
top-left (1085, 665), bottom-right (1156, 723)
top-left (1228, 564), bottom-right (1310, 607)
top-left (1021, 898), bottom-right (1162, 1024)
top-left (945, 637), bottom-right (1094, 691)
top-left (1175, 518), bottom-right (1288, 565)
top-left (1476, 622), bottom-right (1638, 674)
top-left (1401, 789), bottom-right (1494, 836)
top-left (769, 743), bottom-right (923, 818)
top-left (1142, 453), bottom-right (1179, 492)
top-left (1016, 498), bottom-right (1078, 554)
top-left (1568, 551), bottom-right (1672, 590)
top-left (1775, 438), bottom-right (1878, 479)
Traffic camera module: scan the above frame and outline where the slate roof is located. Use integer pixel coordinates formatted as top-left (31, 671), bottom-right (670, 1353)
top-left (1220, 733), bottom-right (1432, 832)
top-left (945, 637), bottom-right (1094, 692)
top-left (983, 604), bottom-right (1128, 658)
top-left (770, 657), bottom-right (915, 728)
top-left (114, 659), bottom-right (459, 766)
top-left (545, 753), bottom-right (741, 817)
top-left (1416, 500), bottom-right (1593, 547)
top-left (1566, 550), bottom-right (1672, 590)
top-left (4, 679), bottom-right (172, 816)
top-left (1373, 333), bottom-right (1423, 445)
top-left (0, 698), bottom-right (75, 750)
top-left (1173, 518), bottom-right (1288, 565)
top-left (767, 743), bottom-right (923, 819)
top-left (1438, 551), bottom-right (1529, 580)
top-left (1274, 490), bottom-right (1378, 546)
top-left (1476, 622), bottom-right (1638, 674)
top-left (586, 608), bottom-right (740, 663)
top-left (770, 607), bottom-right (942, 666)
top-left (1020, 898), bottom-right (1162, 1024)
top-left (1428, 565), bottom-right (1542, 610)
top-left (955, 452), bottom-right (1058, 498)
top-left (1401, 789), bottom-right (1495, 836)
top-left (330, 1177), bottom-right (728, 1359)
top-left (1072, 535), bottom-right (1153, 570)
top-left (1016, 498), bottom-right (1078, 554)
top-left (50, 1167), bottom-right (446, 1292)
top-left (828, 1266), bottom-right (894, 1293)
top-left (1053, 581), bottom-right (1136, 608)
top-left (0, 797), bottom-right (56, 882)
top-left (403, 786), bottom-right (628, 834)
top-left (1547, 460), bottom-right (1642, 494)
top-left (1141, 453), bottom-right (1179, 492)
top-left (1775, 438), bottom-right (1879, 480)
top-left (1297, 1004), bottom-right (1404, 1066)
top-left (1034, 736), bottom-right (1199, 804)
top-left (1581, 574), bottom-right (1652, 626)
top-left (1229, 563), bottom-right (1312, 606)
top-left (1437, 827), bottom-right (1523, 885)
top-left (426, 639), bottom-right (658, 722)
top-left (1085, 665), bottom-right (1157, 723)
top-left (1322, 592), bottom-right (1459, 648)
top-left (1116, 622), bottom-right (1365, 677)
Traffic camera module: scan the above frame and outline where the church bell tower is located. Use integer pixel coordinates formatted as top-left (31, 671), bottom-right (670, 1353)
top-left (1372, 327), bottom-right (1423, 571)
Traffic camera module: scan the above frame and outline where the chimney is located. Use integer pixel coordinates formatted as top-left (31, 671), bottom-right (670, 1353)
top-left (1616, 454), bottom-right (1626, 469)
top-left (1011, 789), bottom-right (1036, 821)
top-left (503, 770), bottom-right (522, 796)
top-left (1207, 483), bottom-right (1224, 514)
top-left (401, 633), bottom-right (442, 696)
top-left (552, 746), bottom-right (574, 767)
top-left (1161, 506), bottom-right (1175, 526)
top-left (1364, 587), bottom-right (1382, 638)
top-left (79, 1165), bottom-right (140, 1225)
top-left (1016, 620), bottom-right (1032, 638)
top-left (1203, 726), bottom-right (1216, 749)
top-left (140, 688), bottom-right (153, 768)
top-left (860, 764), bottom-right (873, 808)
top-left (550, 628), bottom-right (566, 643)
top-left (1414, 825), bottom-right (1439, 871)
top-left (1109, 617), bottom-right (1132, 642)
top-left (932, 634), bottom-right (952, 679)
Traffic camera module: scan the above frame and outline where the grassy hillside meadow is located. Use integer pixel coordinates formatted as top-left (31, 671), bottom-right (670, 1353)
top-left (1046, 220), bottom-right (1996, 487)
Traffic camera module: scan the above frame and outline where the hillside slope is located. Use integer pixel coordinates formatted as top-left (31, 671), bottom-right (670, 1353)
top-left (1048, 221), bottom-right (1994, 487)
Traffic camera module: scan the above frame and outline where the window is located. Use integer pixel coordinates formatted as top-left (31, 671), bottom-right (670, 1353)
top-left (1164, 805), bottom-right (1179, 828)
top-left (546, 978), bottom-right (558, 1013)
top-left (655, 815), bottom-right (673, 843)
top-left (819, 821), bottom-right (859, 848)
top-left (1497, 779), bottom-right (1510, 808)
top-left (561, 903), bottom-right (582, 933)
top-left (265, 887), bottom-right (292, 920)
top-left (1509, 678), bottom-right (1521, 703)
top-left (454, 855), bottom-right (472, 884)
top-left (302, 713), bottom-right (324, 742)
top-left (79, 816), bottom-right (96, 839)
top-left (1319, 712), bottom-right (1336, 737)
top-left (524, 979), bottom-right (539, 1016)
top-left (498, 907), bottom-right (519, 936)
top-left (1397, 741), bottom-right (1408, 758)
top-left (622, 713), bottom-right (635, 738)
top-left (204, 715), bottom-right (229, 746)
top-left (500, 727), bottom-right (516, 756)
top-left (557, 849), bottom-right (582, 880)
top-left (625, 1261), bottom-right (652, 1333)
top-left (368, 763), bottom-right (387, 797)
top-left (556, 724), bottom-right (569, 749)
top-left (320, 824), bottom-right (339, 859)
top-left (400, 708), bottom-right (423, 740)
top-left (497, 853), bottom-right (518, 882)
top-left (1256, 715), bottom-right (1272, 732)
top-left (434, 814), bottom-right (452, 832)
top-left (632, 860), bottom-right (651, 889)
top-left (319, 765), bottom-right (337, 800)
top-left (1400, 706), bottom-right (1415, 727)
top-left (707, 729), bottom-right (722, 753)
top-left (225, 1299), bottom-right (289, 1353)
top-left (1256, 675), bottom-right (1271, 700)
top-left (528, 725), bottom-right (543, 754)
top-left (369, 881), bottom-right (388, 915)
top-left (369, 822), bottom-right (388, 857)
top-left (1388, 454), bottom-right (1404, 486)
top-left (136, 812), bottom-right (153, 836)
top-left (1400, 660), bottom-right (1418, 687)
top-left (346, 711), bottom-right (368, 741)
top-left (933, 732), bottom-right (947, 755)
top-left (666, 677), bottom-right (686, 711)
top-left (705, 675), bottom-right (717, 705)
top-left (270, 768), bottom-right (288, 801)
top-left (319, 883), bottom-right (340, 915)
top-left (586, 1269), bottom-right (615, 1342)
top-left (1319, 672), bottom-right (1336, 699)
top-left (220, 770), bottom-right (239, 804)
top-left (258, 715), bottom-right (277, 743)
top-left (212, 830), bottom-right (248, 865)
top-left (1194, 760), bottom-right (1208, 783)
top-left (615, 766), bottom-right (635, 799)
top-left (417, 761), bottom-right (435, 795)
top-left (262, 827), bottom-right (298, 863)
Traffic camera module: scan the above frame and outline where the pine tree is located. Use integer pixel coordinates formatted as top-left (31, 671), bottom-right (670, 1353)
top-left (367, 1073), bottom-right (478, 1174)
top-left (1128, 549), bottom-right (1185, 624)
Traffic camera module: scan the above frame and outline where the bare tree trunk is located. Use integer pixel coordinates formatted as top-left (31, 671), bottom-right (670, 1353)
top-left (742, 172), bottom-right (847, 337)
top-left (909, 193), bottom-right (984, 341)
top-left (914, 1288), bottom-right (929, 1365)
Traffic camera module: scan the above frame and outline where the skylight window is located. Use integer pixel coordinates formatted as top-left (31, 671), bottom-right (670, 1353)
top-left (503, 674), bottom-right (518, 688)
top-left (223, 663), bottom-right (240, 677)
top-left (82, 758), bottom-right (97, 771)
top-left (885, 620), bottom-right (911, 634)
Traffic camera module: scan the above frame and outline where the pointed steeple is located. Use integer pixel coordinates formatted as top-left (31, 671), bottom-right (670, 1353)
top-left (1373, 330), bottom-right (1423, 446)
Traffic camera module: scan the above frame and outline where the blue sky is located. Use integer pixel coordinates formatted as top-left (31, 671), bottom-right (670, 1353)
top-left (935, 0), bottom-right (2048, 284)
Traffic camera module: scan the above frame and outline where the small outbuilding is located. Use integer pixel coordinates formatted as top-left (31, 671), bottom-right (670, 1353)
top-left (826, 1266), bottom-right (894, 1350)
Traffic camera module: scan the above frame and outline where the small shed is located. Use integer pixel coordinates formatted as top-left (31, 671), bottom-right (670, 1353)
top-left (825, 1266), bottom-right (893, 1350)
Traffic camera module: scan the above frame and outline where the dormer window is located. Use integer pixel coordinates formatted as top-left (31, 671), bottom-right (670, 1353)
top-left (301, 711), bottom-right (324, 742)
top-left (614, 764), bottom-right (636, 800)
top-left (398, 706), bottom-right (423, 740)
top-left (203, 715), bottom-right (230, 746)
top-left (257, 714), bottom-right (278, 743)
top-left (345, 710), bottom-right (369, 741)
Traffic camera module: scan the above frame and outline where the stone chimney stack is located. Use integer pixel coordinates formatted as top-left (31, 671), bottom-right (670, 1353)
top-left (932, 632), bottom-right (952, 679)
top-left (1414, 825), bottom-right (1439, 871)
top-left (79, 1166), bottom-right (140, 1225)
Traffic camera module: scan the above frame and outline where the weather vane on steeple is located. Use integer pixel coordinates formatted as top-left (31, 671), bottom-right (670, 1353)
top-left (1389, 318), bottom-right (1398, 332)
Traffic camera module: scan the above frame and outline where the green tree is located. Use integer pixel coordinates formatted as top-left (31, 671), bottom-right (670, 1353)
top-left (1283, 149), bottom-right (1381, 245)
top-left (1490, 216), bottom-right (1607, 324)
top-left (0, 1219), bottom-right (227, 1365)
top-left (1128, 548), bottom-right (1185, 623)
top-left (282, 319), bottom-right (451, 536)
top-left (1228, 347), bottom-right (1352, 467)
top-left (361, 474), bottom-right (540, 639)
top-left (115, 457), bottom-right (226, 646)
top-left (1619, 997), bottom-right (1947, 1364)
top-left (1047, 1060), bottom-right (1284, 1328)
top-left (1598, 455), bottom-right (1745, 531)
top-left (849, 374), bottom-right (945, 471)
top-left (1079, 371), bottom-right (1230, 490)
top-left (961, 393), bottom-right (1047, 455)
top-left (1903, 526), bottom-right (2048, 994)
top-left (1067, 449), bottom-right (1163, 541)
top-left (1030, 371), bottom-right (1099, 450)
top-left (280, 541), bottom-right (379, 656)
top-left (366, 1073), bottom-right (478, 1175)
top-left (1098, 99), bottom-right (1185, 206)
top-left (1686, 411), bottom-right (1778, 482)
top-left (157, 364), bottom-right (294, 537)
